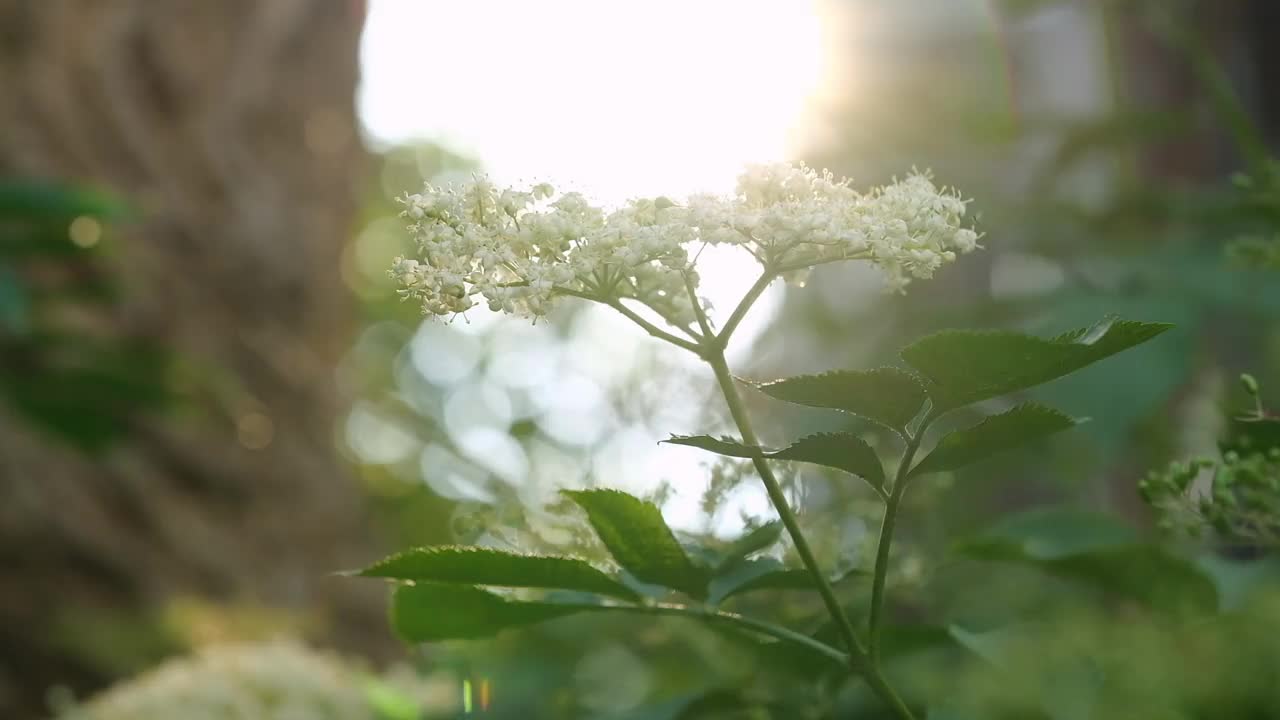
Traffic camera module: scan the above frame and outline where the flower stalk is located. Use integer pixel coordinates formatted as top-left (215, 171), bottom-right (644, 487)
top-left (390, 163), bottom-right (978, 720)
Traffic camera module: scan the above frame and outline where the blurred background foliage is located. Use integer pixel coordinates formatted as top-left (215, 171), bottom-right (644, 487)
top-left (6, 0), bottom-right (1280, 718)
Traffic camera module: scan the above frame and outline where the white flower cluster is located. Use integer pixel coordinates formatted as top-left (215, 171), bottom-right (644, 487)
top-left (685, 164), bottom-right (979, 291)
top-left (58, 641), bottom-right (381, 720)
top-left (391, 164), bottom-right (977, 323)
top-left (391, 178), bottom-right (697, 325)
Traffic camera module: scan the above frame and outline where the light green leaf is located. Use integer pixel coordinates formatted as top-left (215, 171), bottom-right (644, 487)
top-left (391, 583), bottom-right (582, 642)
top-left (563, 489), bottom-right (710, 598)
top-left (911, 404), bottom-right (1079, 477)
top-left (900, 318), bottom-right (1172, 412)
top-left (716, 521), bottom-right (783, 571)
top-left (947, 624), bottom-right (1017, 667)
top-left (751, 367), bottom-right (928, 431)
top-left (354, 546), bottom-right (640, 601)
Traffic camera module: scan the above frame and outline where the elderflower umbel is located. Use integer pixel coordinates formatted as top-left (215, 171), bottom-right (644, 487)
top-left (391, 164), bottom-right (978, 323)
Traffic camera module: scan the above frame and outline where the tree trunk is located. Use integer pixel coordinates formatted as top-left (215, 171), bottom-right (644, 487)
top-left (0, 2), bottom-right (384, 717)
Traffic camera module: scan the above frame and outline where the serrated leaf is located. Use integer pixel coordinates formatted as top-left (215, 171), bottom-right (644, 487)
top-left (662, 434), bottom-right (759, 458)
top-left (391, 583), bottom-right (583, 642)
top-left (393, 584), bottom-right (846, 670)
top-left (663, 433), bottom-right (886, 495)
top-left (752, 367), bottom-right (927, 431)
top-left (911, 404), bottom-right (1079, 477)
top-left (900, 318), bottom-right (1172, 412)
top-left (772, 433), bottom-right (885, 493)
top-left (564, 489), bottom-right (710, 598)
top-left (354, 546), bottom-right (640, 601)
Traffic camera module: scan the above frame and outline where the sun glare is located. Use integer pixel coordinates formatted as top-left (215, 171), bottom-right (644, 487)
top-left (358, 1), bottom-right (831, 533)
top-left (360, 1), bottom-right (825, 203)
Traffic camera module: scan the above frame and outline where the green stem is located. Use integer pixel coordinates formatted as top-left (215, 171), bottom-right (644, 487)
top-left (680, 269), bottom-right (916, 720)
top-left (705, 349), bottom-right (867, 662)
top-left (865, 667), bottom-right (917, 720)
top-left (717, 271), bottom-right (777, 346)
top-left (630, 603), bottom-right (849, 666)
top-left (605, 299), bottom-right (704, 354)
top-left (868, 422), bottom-right (928, 663)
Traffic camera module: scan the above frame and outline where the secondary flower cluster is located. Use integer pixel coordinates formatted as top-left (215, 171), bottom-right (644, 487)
top-left (57, 640), bottom-right (455, 720)
top-left (391, 164), bottom-right (978, 323)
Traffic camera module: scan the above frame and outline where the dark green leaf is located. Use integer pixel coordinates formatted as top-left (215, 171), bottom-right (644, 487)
top-left (772, 432), bottom-right (885, 493)
top-left (716, 521), bottom-right (783, 571)
top-left (390, 583), bottom-right (582, 642)
top-left (393, 584), bottom-right (847, 672)
top-left (611, 689), bottom-right (751, 720)
top-left (662, 434), bottom-right (759, 458)
top-left (752, 367), bottom-right (928, 431)
top-left (911, 404), bottom-right (1079, 477)
top-left (664, 433), bottom-right (886, 495)
top-left (1221, 414), bottom-right (1280, 456)
top-left (710, 561), bottom-right (864, 605)
top-left (957, 507), bottom-right (1137, 560)
top-left (563, 489), bottom-right (710, 598)
top-left (957, 509), bottom-right (1216, 613)
top-left (1047, 545), bottom-right (1218, 613)
top-left (355, 546), bottom-right (640, 601)
top-left (707, 559), bottom-right (814, 604)
top-left (900, 318), bottom-right (1172, 412)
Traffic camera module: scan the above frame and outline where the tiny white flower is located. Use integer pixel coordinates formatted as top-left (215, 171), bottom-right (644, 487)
top-left (391, 163), bottom-right (977, 322)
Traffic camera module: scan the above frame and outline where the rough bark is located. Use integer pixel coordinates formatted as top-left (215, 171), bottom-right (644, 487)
top-left (0, 2), bottom-right (384, 717)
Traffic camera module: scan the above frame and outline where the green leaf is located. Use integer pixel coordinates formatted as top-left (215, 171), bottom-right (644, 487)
top-left (958, 507), bottom-right (1137, 559)
top-left (911, 404), bottom-right (1080, 477)
top-left (1047, 545), bottom-right (1218, 613)
top-left (354, 546), bottom-right (640, 602)
top-left (900, 318), bottom-right (1172, 412)
top-left (716, 521), bottom-right (783, 571)
top-left (1221, 414), bottom-right (1280, 456)
top-left (563, 489), bottom-right (710, 598)
top-left (392, 584), bottom-right (846, 672)
top-left (947, 624), bottom-right (1017, 667)
top-left (709, 561), bottom-right (864, 605)
top-left (663, 433), bottom-right (886, 495)
top-left (957, 509), bottom-right (1217, 613)
top-left (390, 583), bottom-right (582, 642)
top-left (752, 367), bottom-right (928, 431)
top-left (707, 559), bottom-right (814, 604)
top-left (662, 434), bottom-right (759, 458)
top-left (612, 689), bottom-right (751, 720)
top-left (772, 432), bottom-right (885, 493)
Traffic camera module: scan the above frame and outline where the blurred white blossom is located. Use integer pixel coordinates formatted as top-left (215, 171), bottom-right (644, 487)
top-left (392, 163), bottom-right (978, 324)
top-left (55, 640), bottom-right (445, 720)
